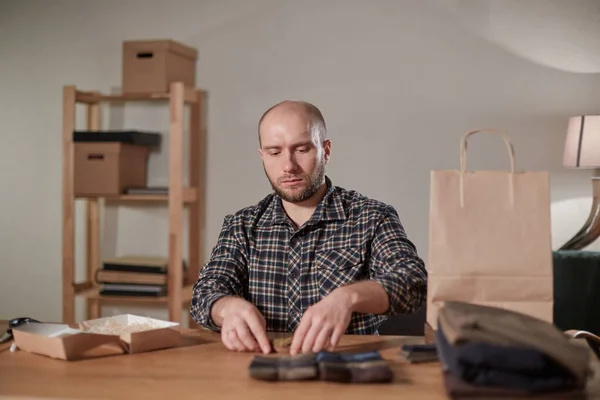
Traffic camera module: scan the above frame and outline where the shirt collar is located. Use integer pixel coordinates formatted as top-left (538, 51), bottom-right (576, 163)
top-left (270, 176), bottom-right (346, 227)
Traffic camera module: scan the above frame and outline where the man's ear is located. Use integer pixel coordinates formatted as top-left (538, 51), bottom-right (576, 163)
top-left (323, 139), bottom-right (332, 163)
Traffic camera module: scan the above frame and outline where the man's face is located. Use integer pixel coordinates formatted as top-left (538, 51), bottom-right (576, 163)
top-left (258, 111), bottom-right (330, 203)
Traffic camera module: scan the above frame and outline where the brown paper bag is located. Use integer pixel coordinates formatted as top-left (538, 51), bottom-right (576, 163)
top-left (426, 128), bottom-right (554, 333)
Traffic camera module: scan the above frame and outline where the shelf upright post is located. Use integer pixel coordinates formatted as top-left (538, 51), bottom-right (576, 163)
top-left (85, 95), bottom-right (101, 320)
top-left (168, 82), bottom-right (185, 323)
top-left (62, 85), bottom-right (76, 324)
top-left (187, 88), bottom-right (205, 327)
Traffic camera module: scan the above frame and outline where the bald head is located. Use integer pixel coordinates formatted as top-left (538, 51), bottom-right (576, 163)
top-left (258, 100), bottom-right (327, 147)
top-left (257, 100), bottom-right (331, 204)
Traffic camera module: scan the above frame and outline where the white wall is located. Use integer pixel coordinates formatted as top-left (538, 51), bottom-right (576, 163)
top-left (1, 0), bottom-right (599, 323)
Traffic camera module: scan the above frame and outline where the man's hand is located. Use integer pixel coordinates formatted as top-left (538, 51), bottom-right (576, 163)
top-left (289, 288), bottom-right (353, 355)
top-left (214, 297), bottom-right (272, 354)
top-left (289, 280), bottom-right (390, 355)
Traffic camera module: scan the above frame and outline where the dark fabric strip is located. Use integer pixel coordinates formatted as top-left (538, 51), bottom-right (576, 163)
top-left (576, 116), bottom-right (586, 167)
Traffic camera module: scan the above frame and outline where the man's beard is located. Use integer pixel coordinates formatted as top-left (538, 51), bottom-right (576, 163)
top-left (265, 162), bottom-right (325, 203)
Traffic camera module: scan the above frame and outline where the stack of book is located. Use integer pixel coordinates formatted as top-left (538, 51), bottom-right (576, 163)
top-left (95, 255), bottom-right (187, 297)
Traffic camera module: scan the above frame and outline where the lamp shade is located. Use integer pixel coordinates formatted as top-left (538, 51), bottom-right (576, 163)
top-left (563, 115), bottom-right (600, 168)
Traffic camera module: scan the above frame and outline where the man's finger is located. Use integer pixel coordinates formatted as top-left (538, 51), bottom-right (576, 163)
top-left (301, 323), bottom-right (321, 354)
top-left (221, 327), bottom-right (235, 350)
top-left (246, 314), bottom-right (271, 354)
top-left (236, 324), bottom-right (259, 352)
top-left (290, 317), bottom-right (311, 355)
top-left (312, 326), bottom-right (333, 353)
top-left (221, 331), bottom-right (234, 351)
top-left (327, 325), bottom-right (345, 351)
top-left (227, 329), bottom-right (246, 351)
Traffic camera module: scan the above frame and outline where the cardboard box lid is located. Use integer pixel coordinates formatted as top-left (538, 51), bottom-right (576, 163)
top-left (12, 315), bottom-right (181, 361)
top-left (13, 323), bottom-right (126, 361)
top-left (123, 39), bottom-right (198, 60)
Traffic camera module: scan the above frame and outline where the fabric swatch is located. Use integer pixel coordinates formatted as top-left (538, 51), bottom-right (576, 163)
top-left (249, 350), bottom-right (394, 383)
top-left (249, 353), bottom-right (318, 381)
top-left (316, 351), bottom-right (394, 383)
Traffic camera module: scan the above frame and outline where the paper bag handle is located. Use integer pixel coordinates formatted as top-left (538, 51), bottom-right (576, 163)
top-left (460, 128), bottom-right (516, 174)
top-left (459, 128), bottom-right (516, 207)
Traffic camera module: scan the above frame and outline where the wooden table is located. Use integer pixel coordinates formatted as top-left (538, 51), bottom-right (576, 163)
top-left (1, 320), bottom-right (599, 399)
top-left (0, 320), bottom-right (448, 400)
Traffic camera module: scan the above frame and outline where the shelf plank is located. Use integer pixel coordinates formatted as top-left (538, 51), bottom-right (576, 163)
top-left (76, 284), bottom-right (195, 305)
top-left (75, 87), bottom-right (198, 104)
top-left (78, 187), bottom-right (197, 204)
top-left (78, 289), bottom-right (168, 304)
top-left (73, 281), bottom-right (93, 293)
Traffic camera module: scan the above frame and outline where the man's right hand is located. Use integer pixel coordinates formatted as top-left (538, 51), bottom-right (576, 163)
top-left (212, 296), bottom-right (271, 354)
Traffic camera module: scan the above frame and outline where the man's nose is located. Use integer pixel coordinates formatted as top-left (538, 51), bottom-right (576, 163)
top-left (282, 151), bottom-right (298, 172)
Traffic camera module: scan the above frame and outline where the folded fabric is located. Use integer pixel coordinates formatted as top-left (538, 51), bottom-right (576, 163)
top-left (438, 301), bottom-right (591, 385)
top-left (248, 350), bottom-right (394, 383)
top-left (269, 336), bottom-right (293, 353)
top-left (435, 325), bottom-right (579, 392)
top-left (399, 344), bottom-right (438, 364)
top-left (401, 344), bottom-right (437, 352)
top-left (399, 351), bottom-right (439, 364)
top-left (442, 372), bottom-right (586, 400)
top-left (316, 351), bottom-right (394, 383)
top-left (249, 353), bottom-right (317, 381)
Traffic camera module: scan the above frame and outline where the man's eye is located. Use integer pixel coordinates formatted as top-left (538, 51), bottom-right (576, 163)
top-left (297, 147), bottom-right (309, 153)
top-left (269, 151), bottom-right (280, 156)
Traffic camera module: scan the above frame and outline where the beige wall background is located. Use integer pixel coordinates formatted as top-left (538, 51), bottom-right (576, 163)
top-left (1, 0), bottom-right (600, 323)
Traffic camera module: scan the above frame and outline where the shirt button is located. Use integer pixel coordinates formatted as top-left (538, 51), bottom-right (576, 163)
top-left (290, 270), bottom-right (299, 279)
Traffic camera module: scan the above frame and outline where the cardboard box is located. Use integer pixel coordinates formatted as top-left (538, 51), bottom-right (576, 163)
top-left (11, 323), bottom-right (126, 361)
top-left (74, 142), bottom-right (150, 197)
top-left (12, 315), bottom-right (180, 361)
top-left (122, 39), bottom-right (198, 93)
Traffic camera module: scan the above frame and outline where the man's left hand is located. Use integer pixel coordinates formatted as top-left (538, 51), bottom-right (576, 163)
top-left (289, 287), bottom-right (353, 355)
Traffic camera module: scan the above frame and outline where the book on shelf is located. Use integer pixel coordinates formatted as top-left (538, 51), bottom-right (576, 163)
top-left (99, 283), bottom-right (167, 297)
top-left (95, 255), bottom-right (188, 297)
top-left (101, 255), bottom-right (183, 274)
top-left (95, 269), bottom-right (171, 286)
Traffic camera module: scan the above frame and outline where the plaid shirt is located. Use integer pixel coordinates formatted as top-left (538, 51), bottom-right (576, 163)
top-left (190, 176), bottom-right (427, 334)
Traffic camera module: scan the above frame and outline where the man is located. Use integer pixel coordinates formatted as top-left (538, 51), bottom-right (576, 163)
top-left (190, 100), bottom-right (427, 355)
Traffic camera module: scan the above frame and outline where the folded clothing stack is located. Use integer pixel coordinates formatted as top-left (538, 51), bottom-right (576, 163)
top-left (399, 344), bottom-right (438, 364)
top-left (316, 351), bottom-right (394, 383)
top-left (249, 353), bottom-right (317, 381)
top-left (436, 301), bottom-right (592, 399)
top-left (249, 350), bottom-right (393, 383)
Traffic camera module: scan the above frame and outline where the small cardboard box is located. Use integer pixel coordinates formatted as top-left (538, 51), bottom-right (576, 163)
top-left (12, 315), bottom-right (180, 361)
top-left (74, 142), bottom-right (150, 197)
top-left (122, 39), bottom-right (198, 93)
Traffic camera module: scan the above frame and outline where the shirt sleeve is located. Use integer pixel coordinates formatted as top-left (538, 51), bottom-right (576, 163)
top-left (189, 214), bottom-right (249, 331)
top-left (368, 205), bottom-right (428, 315)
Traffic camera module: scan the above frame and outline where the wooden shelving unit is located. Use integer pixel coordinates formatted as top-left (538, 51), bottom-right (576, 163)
top-left (62, 82), bottom-right (206, 326)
